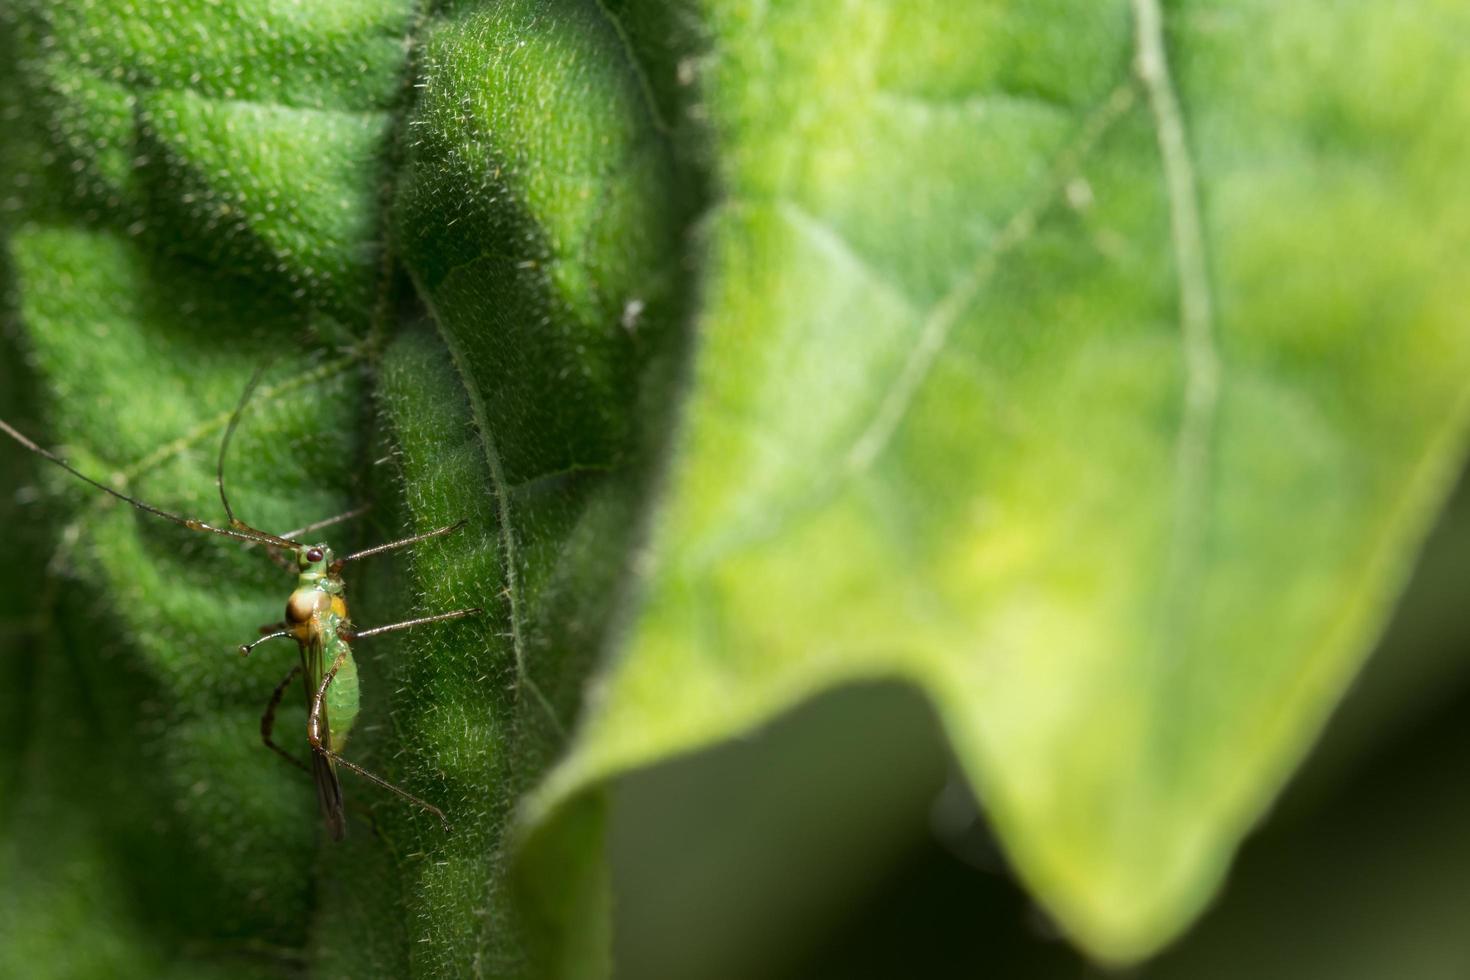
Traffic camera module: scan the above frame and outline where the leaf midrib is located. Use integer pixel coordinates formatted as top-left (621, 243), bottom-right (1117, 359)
top-left (415, 288), bottom-right (568, 738)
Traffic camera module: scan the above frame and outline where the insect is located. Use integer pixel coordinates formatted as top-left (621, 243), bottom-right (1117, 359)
top-left (0, 370), bottom-right (480, 839)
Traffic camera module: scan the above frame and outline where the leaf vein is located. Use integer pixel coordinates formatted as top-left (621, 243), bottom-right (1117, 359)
top-left (1132, 0), bottom-right (1222, 659)
top-left (774, 199), bottom-right (922, 316)
top-left (587, 0), bottom-right (674, 136)
top-left (425, 300), bottom-right (567, 738)
top-left (66, 62), bottom-right (396, 118)
top-left (845, 80), bottom-right (1139, 472)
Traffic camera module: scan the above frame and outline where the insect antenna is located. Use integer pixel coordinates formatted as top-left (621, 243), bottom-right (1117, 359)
top-left (217, 364), bottom-right (275, 528)
top-left (214, 363), bottom-right (304, 550)
top-left (277, 503), bottom-right (372, 541)
top-left (0, 417), bottom-right (290, 547)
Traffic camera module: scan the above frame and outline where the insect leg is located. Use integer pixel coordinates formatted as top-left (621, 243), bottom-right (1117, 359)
top-left (308, 648), bottom-right (451, 832)
top-left (261, 664), bottom-right (309, 773)
top-left (240, 629), bottom-right (294, 657)
top-left (335, 520), bottom-right (469, 566)
top-left (344, 607), bottom-right (483, 641)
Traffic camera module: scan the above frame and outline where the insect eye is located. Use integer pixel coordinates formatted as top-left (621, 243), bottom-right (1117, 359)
top-left (306, 547), bottom-right (324, 563)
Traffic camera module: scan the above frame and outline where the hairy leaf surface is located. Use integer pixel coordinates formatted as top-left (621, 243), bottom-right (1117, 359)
top-left (2, 0), bottom-right (1469, 974)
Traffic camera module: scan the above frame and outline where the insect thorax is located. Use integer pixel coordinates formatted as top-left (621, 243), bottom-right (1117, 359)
top-left (285, 580), bottom-right (348, 635)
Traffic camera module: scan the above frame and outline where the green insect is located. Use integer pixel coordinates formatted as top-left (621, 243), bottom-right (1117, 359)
top-left (0, 371), bottom-right (480, 838)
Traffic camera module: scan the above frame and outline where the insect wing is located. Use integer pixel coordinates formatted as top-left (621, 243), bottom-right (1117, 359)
top-left (312, 744), bottom-right (346, 840)
top-left (304, 629), bottom-right (347, 840)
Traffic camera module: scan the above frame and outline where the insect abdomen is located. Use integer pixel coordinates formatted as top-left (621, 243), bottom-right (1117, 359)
top-left (324, 643), bottom-right (360, 752)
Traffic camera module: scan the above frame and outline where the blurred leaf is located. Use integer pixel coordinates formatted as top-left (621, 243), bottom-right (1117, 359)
top-left (779, 464), bottom-right (1470, 980)
top-left (520, 0), bottom-right (1470, 965)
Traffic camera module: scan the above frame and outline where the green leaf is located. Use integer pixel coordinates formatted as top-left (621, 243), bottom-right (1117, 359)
top-left (4, 0), bottom-right (1470, 975)
top-left (316, 2), bottom-right (690, 975)
top-left (0, 1), bottom-right (406, 976)
top-left (518, 0), bottom-right (1470, 966)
